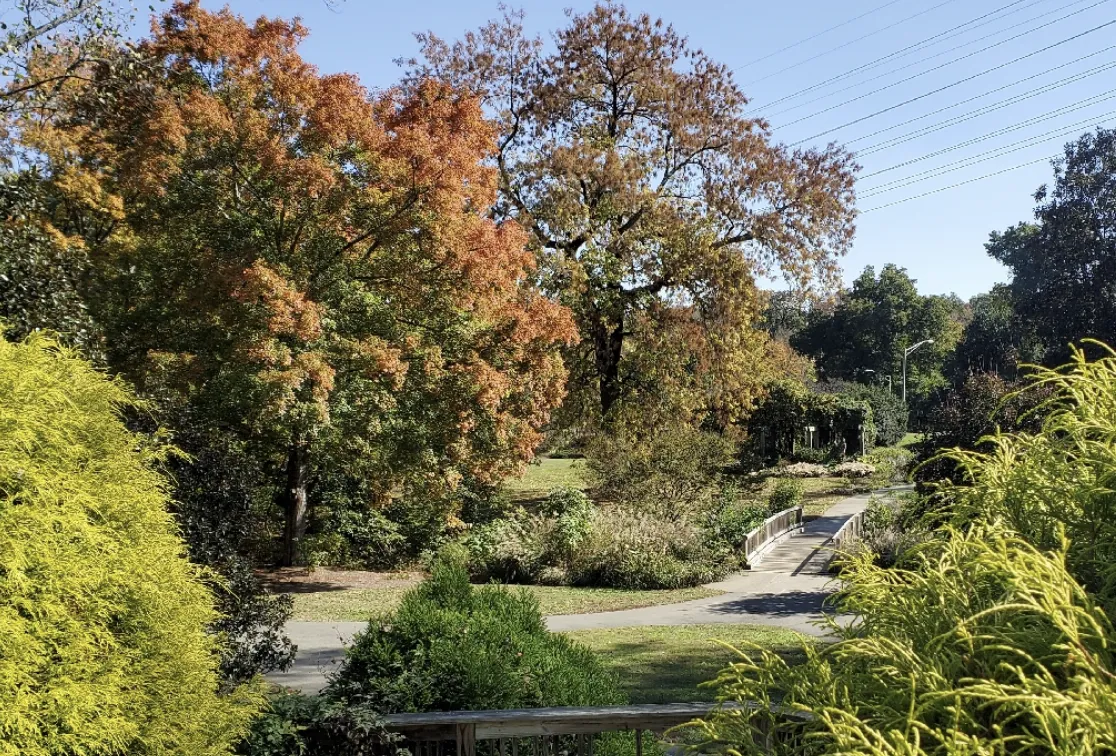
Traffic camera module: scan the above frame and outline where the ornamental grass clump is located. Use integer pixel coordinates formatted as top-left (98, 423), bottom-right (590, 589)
top-left (0, 333), bottom-right (261, 756)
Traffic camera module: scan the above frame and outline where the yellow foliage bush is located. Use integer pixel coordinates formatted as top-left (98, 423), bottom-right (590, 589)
top-left (690, 343), bottom-right (1116, 754)
top-left (0, 333), bottom-right (261, 756)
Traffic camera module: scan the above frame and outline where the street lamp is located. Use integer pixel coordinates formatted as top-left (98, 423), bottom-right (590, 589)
top-left (902, 339), bottom-right (935, 404)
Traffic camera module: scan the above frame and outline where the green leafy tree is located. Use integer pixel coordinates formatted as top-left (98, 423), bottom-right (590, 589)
top-left (406, 3), bottom-right (858, 422)
top-left (948, 284), bottom-right (1043, 380)
top-left (792, 264), bottom-right (962, 406)
top-left (914, 371), bottom-right (1051, 487)
top-left (0, 331), bottom-right (260, 756)
top-left (818, 380), bottom-right (907, 446)
top-left (988, 128), bottom-right (1116, 363)
top-left (0, 175), bottom-right (100, 355)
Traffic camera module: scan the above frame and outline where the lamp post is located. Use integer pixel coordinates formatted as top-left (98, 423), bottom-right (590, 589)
top-left (902, 339), bottom-right (935, 404)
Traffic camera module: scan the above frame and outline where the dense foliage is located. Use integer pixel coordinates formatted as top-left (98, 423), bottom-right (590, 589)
top-left (692, 345), bottom-right (1116, 754)
top-left (818, 380), bottom-right (908, 446)
top-left (987, 129), bottom-right (1116, 364)
top-left (327, 556), bottom-right (623, 711)
top-left (939, 344), bottom-right (1116, 617)
top-left (408, 4), bottom-right (857, 425)
top-left (237, 693), bottom-right (400, 756)
top-left (913, 371), bottom-right (1051, 487)
top-left (747, 379), bottom-right (874, 460)
top-left (693, 526), bottom-right (1116, 754)
top-left (792, 264), bottom-right (963, 407)
top-left (0, 333), bottom-right (259, 756)
top-left (585, 423), bottom-right (737, 519)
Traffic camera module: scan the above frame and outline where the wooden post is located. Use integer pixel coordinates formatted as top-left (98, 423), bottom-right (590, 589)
top-left (456, 724), bottom-right (476, 756)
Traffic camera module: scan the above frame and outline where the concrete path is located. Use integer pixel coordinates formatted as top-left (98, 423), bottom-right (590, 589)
top-left (267, 488), bottom-right (895, 693)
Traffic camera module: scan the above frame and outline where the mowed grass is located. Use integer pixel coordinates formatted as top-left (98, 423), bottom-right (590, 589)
top-left (502, 457), bottom-right (589, 503)
top-left (565, 624), bottom-right (815, 704)
top-left (758, 475), bottom-right (851, 518)
top-left (897, 432), bottom-right (924, 448)
top-left (290, 584), bottom-right (724, 621)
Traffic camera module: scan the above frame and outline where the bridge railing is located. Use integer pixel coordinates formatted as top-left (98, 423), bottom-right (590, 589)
top-left (383, 703), bottom-right (808, 756)
top-left (826, 508), bottom-right (867, 572)
top-left (743, 505), bottom-right (804, 565)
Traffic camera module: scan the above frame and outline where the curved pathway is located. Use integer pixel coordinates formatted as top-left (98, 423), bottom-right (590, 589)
top-left (267, 488), bottom-right (897, 693)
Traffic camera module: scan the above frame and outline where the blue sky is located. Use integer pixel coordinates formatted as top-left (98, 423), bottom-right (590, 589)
top-left (161, 0), bottom-right (1116, 299)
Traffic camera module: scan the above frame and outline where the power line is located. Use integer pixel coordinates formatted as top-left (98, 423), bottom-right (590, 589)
top-left (779, 10), bottom-right (1114, 131)
top-left (757, 0), bottom-right (1051, 112)
top-left (847, 55), bottom-right (1116, 153)
top-left (787, 20), bottom-right (1116, 145)
top-left (764, 0), bottom-right (1102, 119)
top-left (742, 0), bottom-right (963, 88)
top-left (860, 154), bottom-right (1055, 212)
top-left (859, 110), bottom-right (1116, 196)
top-left (734, 0), bottom-right (910, 72)
top-left (860, 88), bottom-right (1116, 179)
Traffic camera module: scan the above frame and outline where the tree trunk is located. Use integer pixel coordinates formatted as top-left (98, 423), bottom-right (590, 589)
top-left (281, 441), bottom-right (309, 567)
top-left (594, 312), bottom-right (625, 418)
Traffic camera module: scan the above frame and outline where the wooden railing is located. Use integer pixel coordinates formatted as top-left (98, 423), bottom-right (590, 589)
top-left (743, 505), bottom-right (803, 566)
top-left (826, 509), bottom-right (866, 572)
top-left (383, 703), bottom-right (807, 756)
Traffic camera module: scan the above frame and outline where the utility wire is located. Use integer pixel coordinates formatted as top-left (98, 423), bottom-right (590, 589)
top-left (734, 0), bottom-right (909, 72)
top-left (787, 20), bottom-right (1116, 145)
top-left (764, 0), bottom-right (1103, 119)
top-left (860, 110), bottom-right (1116, 195)
top-left (848, 55), bottom-right (1116, 152)
top-left (757, 0), bottom-right (1052, 112)
top-left (860, 154), bottom-right (1055, 212)
top-left (743, 0), bottom-right (962, 87)
top-left (860, 88), bottom-right (1116, 178)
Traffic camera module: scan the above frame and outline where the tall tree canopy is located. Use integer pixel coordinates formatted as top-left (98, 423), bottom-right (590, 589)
top-left (406, 3), bottom-right (858, 423)
top-left (988, 128), bottom-right (1116, 363)
top-left (791, 264), bottom-right (962, 404)
top-left (19, 1), bottom-right (575, 564)
top-left (948, 284), bottom-right (1043, 381)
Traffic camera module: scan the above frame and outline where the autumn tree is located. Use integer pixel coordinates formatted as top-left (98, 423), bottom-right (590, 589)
top-left (406, 3), bottom-right (857, 424)
top-left (21, 1), bottom-right (575, 565)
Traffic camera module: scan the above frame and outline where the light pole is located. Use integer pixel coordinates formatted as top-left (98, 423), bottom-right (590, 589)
top-left (902, 339), bottom-right (934, 404)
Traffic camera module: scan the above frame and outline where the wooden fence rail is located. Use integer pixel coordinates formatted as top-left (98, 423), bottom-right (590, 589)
top-left (743, 505), bottom-right (803, 566)
top-left (384, 703), bottom-right (808, 756)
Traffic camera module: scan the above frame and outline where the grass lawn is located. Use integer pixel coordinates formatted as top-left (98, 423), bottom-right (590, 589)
top-left (758, 475), bottom-right (851, 518)
top-left (502, 457), bottom-right (589, 503)
top-left (566, 624), bottom-right (814, 704)
top-left (289, 584), bottom-right (724, 621)
top-left (897, 432), bottom-right (924, 448)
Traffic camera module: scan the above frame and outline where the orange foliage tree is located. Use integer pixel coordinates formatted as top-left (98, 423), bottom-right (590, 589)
top-left (407, 4), bottom-right (858, 425)
top-left (21, 1), bottom-right (575, 564)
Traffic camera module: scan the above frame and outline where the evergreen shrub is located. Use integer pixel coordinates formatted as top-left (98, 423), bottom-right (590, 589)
top-left (0, 333), bottom-right (260, 756)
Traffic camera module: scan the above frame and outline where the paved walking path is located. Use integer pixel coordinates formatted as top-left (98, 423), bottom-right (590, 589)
top-left (267, 488), bottom-right (899, 693)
